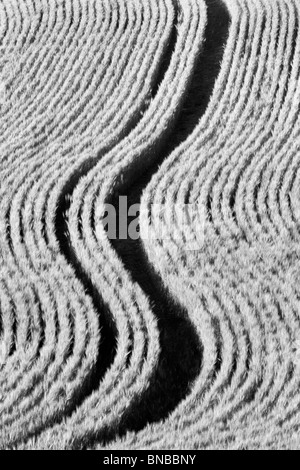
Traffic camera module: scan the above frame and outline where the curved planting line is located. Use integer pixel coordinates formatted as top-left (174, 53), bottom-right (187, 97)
top-left (109, 0), bottom-right (246, 451)
top-left (106, 0), bottom-right (230, 443)
top-left (53, 1), bottom-right (179, 413)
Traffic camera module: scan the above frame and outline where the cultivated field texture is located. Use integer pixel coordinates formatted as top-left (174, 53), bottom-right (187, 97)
top-left (0, 0), bottom-right (300, 450)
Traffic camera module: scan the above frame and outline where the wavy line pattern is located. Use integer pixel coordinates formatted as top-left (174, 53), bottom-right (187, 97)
top-left (1, 0), bottom-right (300, 450)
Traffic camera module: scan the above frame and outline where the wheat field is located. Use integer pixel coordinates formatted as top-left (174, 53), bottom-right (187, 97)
top-left (0, 0), bottom-right (300, 450)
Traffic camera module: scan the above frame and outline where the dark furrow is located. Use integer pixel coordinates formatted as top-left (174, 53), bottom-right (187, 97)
top-left (51, 9), bottom-right (179, 422)
top-left (56, 168), bottom-right (117, 401)
top-left (103, 0), bottom-right (230, 443)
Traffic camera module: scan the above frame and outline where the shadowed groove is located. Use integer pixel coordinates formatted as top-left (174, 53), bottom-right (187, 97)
top-left (106, 0), bottom-right (230, 441)
top-left (55, 188), bottom-right (117, 402)
top-left (52, 4), bottom-right (179, 414)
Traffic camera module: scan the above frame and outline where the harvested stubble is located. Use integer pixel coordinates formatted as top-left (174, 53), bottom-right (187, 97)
top-left (1, 0), bottom-right (300, 451)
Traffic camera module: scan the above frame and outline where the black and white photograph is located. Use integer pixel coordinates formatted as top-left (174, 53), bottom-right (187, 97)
top-left (0, 0), bottom-right (298, 453)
